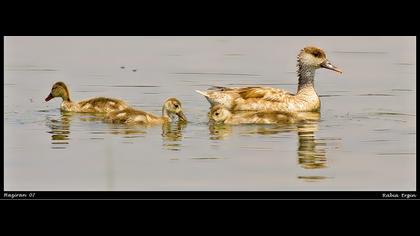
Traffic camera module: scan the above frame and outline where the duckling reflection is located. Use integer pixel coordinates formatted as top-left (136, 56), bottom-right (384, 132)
top-left (46, 111), bottom-right (113, 148)
top-left (45, 111), bottom-right (117, 188)
top-left (161, 121), bottom-right (187, 151)
top-left (45, 111), bottom-right (72, 149)
top-left (209, 123), bottom-right (233, 140)
top-left (106, 124), bottom-right (148, 138)
top-left (103, 116), bottom-right (187, 150)
top-left (208, 111), bottom-right (327, 169)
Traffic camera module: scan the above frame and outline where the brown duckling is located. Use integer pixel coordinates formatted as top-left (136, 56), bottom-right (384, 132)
top-left (105, 98), bottom-right (187, 125)
top-left (209, 104), bottom-right (297, 125)
top-left (45, 81), bottom-right (129, 113)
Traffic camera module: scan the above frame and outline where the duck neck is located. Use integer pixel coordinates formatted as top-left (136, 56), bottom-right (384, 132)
top-left (61, 95), bottom-right (73, 107)
top-left (224, 112), bottom-right (233, 124)
top-left (162, 107), bottom-right (172, 122)
top-left (62, 95), bottom-right (71, 102)
top-left (297, 63), bottom-right (316, 93)
top-left (61, 85), bottom-right (72, 102)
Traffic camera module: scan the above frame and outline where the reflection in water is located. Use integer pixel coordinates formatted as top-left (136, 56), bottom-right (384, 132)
top-left (297, 176), bottom-right (331, 182)
top-left (104, 119), bottom-right (187, 151)
top-left (46, 112), bottom-right (72, 149)
top-left (46, 109), bottom-right (330, 181)
top-left (208, 112), bottom-right (330, 177)
top-left (104, 120), bottom-right (187, 150)
top-left (208, 123), bottom-right (233, 140)
top-left (107, 125), bottom-right (147, 138)
top-left (296, 121), bottom-right (327, 169)
top-left (46, 112), bottom-right (107, 149)
top-left (45, 111), bottom-right (117, 189)
top-left (162, 121), bottom-right (187, 151)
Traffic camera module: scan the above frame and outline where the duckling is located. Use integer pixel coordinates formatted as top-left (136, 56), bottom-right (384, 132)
top-left (105, 98), bottom-right (187, 125)
top-left (196, 46), bottom-right (342, 112)
top-left (45, 82), bottom-right (130, 113)
top-left (210, 104), bottom-right (297, 125)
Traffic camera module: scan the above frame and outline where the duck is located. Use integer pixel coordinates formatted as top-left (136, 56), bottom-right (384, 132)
top-left (104, 98), bottom-right (187, 125)
top-left (210, 104), bottom-right (321, 125)
top-left (196, 46), bottom-right (342, 112)
top-left (45, 81), bottom-right (130, 113)
top-left (210, 104), bottom-right (297, 124)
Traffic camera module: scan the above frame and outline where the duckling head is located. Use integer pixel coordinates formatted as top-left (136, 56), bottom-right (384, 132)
top-left (162, 98), bottom-right (187, 122)
top-left (298, 46), bottom-right (342, 74)
top-left (45, 81), bottom-right (71, 102)
top-left (210, 105), bottom-right (232, 123)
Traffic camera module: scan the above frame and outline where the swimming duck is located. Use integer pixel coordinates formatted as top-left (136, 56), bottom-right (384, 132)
top-left (196, 46), bottom-right (342, 112)
top-left (210, 104), bottom-right (321, 125)
top-left (45, 82), bottom-right (130, 113)
top-left (104, 98), bottom-right (187, 125)
top-left (210, 104), bottom-right (297, 124)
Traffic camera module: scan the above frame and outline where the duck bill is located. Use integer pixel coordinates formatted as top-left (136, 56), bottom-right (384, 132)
top-left (177, 111), bottom-right (187, 122)
top-left (321, 60), bottom-right (343, 74)
top-left (45, 93), bottom-right (54, 102)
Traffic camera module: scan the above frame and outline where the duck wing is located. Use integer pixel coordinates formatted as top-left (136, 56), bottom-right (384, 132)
top-left (77, 97), bottom-right (129, 113)
top-left (236, 87), bottom-right (294, 102)
top-left (196, 86), bottom-right (294, 110)
top-left (106, 108), bottom-right (153, 124)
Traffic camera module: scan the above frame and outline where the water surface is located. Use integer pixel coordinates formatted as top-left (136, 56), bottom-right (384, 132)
top-left (4, 36), bottom-right (416, 191)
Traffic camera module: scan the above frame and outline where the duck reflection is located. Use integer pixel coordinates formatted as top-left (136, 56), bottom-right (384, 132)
top-left (208, 123), bottom-right (233, 140)
top-left (46, 111), bottom-right (108, 149)
top-left (103, 119), bottom-right (187, 150)
top-left (105, 123), bottom-right (148, 137)
top-left (296, 121), bottom-right (327, 169)
top-left (45, 111), bottom-right (72, 149)
top-left (162, 121), bottom-right (187, 151)
top-left (109, 128), bottom-right (147, 137)
top-left (45, 111), bottom-right (117, 189)
top-left (208, 111), bottom-right (328, 170)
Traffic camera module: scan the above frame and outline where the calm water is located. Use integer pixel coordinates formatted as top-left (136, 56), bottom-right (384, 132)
top-left (4, 36), bottom-right (416, 191)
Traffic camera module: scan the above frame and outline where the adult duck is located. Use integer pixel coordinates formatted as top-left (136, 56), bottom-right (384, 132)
top-left (104, 98), bottom-right (187, 125)
top-left (45, 81), bottom-right (130, 113)
top-left (196, 46), bottom-right (342, 112)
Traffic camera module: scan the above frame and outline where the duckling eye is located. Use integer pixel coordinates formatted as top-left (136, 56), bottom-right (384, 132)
top-left (313, 52), bottom-right (320, 57)
top-left (215, 112), bottom-right (219, 116)
top-left (174, 104), bottom-right (179, 108)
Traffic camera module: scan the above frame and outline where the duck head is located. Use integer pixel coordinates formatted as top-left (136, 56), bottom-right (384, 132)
top-left (162, 98), bottom-right (187, 122)
top-left (210, 105), bottom-right (232, 123)
top-left (45, 81), bottom-right (71, 102)
top-left (298, 46), bottom-right (342, 74)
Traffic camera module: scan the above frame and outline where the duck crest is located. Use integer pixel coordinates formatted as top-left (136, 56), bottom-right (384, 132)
top-left (301, 46), bottom-right (326, 59)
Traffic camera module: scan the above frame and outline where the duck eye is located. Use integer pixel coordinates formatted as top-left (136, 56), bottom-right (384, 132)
top-left (313, 52), bottom-right (319, 57)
